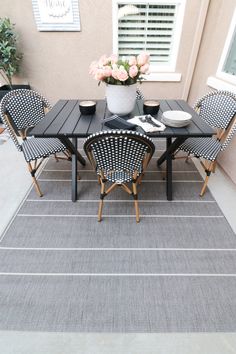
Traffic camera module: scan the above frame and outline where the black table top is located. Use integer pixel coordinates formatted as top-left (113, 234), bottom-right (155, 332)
top-left (30, 99), bottom-right (214, 138)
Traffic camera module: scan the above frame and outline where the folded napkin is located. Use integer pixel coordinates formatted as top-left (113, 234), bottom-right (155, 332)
top-left (103, 115), bottom-right (136, 130)
top-left (128, 115), bottom-right (166, 132)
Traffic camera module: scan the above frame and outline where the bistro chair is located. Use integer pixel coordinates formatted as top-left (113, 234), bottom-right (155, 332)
top-left (84, 130), bottom-right (155, 222)
top-left (0, 89), bottom-right (70, 197)
top-left (176, 90), bottom-right (236, 196)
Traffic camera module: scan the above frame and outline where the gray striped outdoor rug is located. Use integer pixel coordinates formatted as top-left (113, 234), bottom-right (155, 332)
top-left (0, 139), bottom-right (236, 332)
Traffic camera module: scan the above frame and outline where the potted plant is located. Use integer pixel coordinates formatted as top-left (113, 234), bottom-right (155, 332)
top-left (89, 53), bottom-right (149, 116)
top-left (0, 17), bottom-right (30, 122)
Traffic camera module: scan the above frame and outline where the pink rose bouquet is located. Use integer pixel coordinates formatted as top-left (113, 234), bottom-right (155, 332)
top-left (89, 52), bottom-right (150, 86)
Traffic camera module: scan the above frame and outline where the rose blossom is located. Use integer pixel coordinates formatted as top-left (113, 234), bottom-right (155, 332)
top-left (117, 68), bottom-right (128, 81)
top-left (129, 65), bottom-right (138, 78)
top-left (140, 63), bottom-right (149, 74)
top-left (112, 67), bottom-right (119, 80)
top-left (129, 56), bottom-right (137, 66)
top-left (137, 52), bottom-right (150, 66)
top-left (94, 68), bottom-right (105, 81)
top-left (103, 66), bottom-right (112, 77)
top-left (109, 54), bottom-right (118, 64)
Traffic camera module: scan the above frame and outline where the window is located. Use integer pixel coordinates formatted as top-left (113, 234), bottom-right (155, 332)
top-left (217, 9), bottom-right (236, 85)
top-left (112, 0), bottom-right (186, 76)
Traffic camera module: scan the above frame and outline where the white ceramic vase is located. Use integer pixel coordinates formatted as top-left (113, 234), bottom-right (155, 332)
top-left (106, 84), bottom-right (136, 116)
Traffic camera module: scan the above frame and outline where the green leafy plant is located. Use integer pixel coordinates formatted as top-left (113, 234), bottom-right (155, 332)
top-left (0, 18), bottom-right (23, 88)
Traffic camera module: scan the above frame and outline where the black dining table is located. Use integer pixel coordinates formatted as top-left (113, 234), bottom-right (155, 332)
top-left (30, 99), bottom-right (214, 202)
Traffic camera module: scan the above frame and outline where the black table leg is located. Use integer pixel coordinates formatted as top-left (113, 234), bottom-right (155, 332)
top-left (166, 138), bottom-right (172, 201)
top-left (157, 137), bottom-right (186, 167)
top-left (157, 137), bottom-right (188, 201)
top-left (59, 137), bottom-right (86, 202)
top-left (59, 137), bottom-right (86, 166)
top-left (71, 137), bottom-right (78, 202)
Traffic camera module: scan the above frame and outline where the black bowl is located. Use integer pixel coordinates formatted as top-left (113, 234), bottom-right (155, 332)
top-left (79, 100), bottom-right (96, 115)
top-left (143, 100), bottom-right (160, 115)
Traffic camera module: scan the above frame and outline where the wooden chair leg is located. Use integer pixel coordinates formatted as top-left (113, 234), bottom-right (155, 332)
top-left (98, 181), bottom-right (105, 222)
top-left (185, 153), bottom-right (191, 163)
top-left (98, 200), bottom-right (104, 222)
top-left (200, 174), bottom-right (210, 197)
top-left (105, 182), bottom-right (118, 195)
top-left (132, 181), bottom-right (140, 223)
top-left (27, 162), bottom-right (43, 197)
top-left (212, 160), bottom-right (217, 173)
top-left (200, 161), bottom-right (214, 197)
top-left (32, 176), bottom-right (43, 197)
top-left (121, 183), bottom-right (132, 194)
top-left (56, 151), bottom-right (72, 161)
top-left (137, 173), bottom-right (144, 185)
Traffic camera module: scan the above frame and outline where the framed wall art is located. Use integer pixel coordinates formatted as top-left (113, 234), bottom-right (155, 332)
top-left (32, 0), bottom-right (81, 31)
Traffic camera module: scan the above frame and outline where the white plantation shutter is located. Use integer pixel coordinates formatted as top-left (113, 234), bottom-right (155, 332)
top-left (117, 2), bottom-right (180, 66)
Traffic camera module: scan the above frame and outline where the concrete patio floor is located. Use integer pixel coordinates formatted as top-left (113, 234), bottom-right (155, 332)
top-left (1, 332), bottom-right (236, 354)
top-left (0, 137), bottom-right (236, 354)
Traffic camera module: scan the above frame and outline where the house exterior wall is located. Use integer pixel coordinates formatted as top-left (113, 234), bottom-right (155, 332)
top-left (188, 0), bottom-right (236, 184)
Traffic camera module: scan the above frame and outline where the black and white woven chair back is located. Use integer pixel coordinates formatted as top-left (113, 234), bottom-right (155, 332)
top-left (194, 90), bottom-right (236, 129)
top-left (84, 130), bottom-right (155, 181)
top-left (1, 89), bottom-right (51, 131)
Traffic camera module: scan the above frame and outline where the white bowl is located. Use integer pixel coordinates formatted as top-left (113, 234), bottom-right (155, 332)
top-left (162, 110), bottom-right (192, 127)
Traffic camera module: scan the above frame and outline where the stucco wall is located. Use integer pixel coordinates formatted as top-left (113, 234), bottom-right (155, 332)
top-left (188, 0), bottom-right (236, 184)
top-left (1, 0), bottom-right (205, 103)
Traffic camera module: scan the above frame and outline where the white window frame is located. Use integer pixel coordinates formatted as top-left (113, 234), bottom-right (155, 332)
top-left (112, 0), bottom-right (186, 81)
top-left (216, 8), bottom-right (236, 86)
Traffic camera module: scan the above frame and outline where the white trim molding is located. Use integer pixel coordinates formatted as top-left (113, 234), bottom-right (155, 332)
top-left (207, 76), bottom-right (236, 95)
top-left (143, 72), bottom-right (181, 82)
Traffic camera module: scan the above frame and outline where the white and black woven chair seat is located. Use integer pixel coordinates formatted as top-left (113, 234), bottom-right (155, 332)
top-left (98, 168), bottom-right (142, 183)
top-left (180, 137), bottom-right (222, 161)
top-left (22, 137), bottom-right (66, 162)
